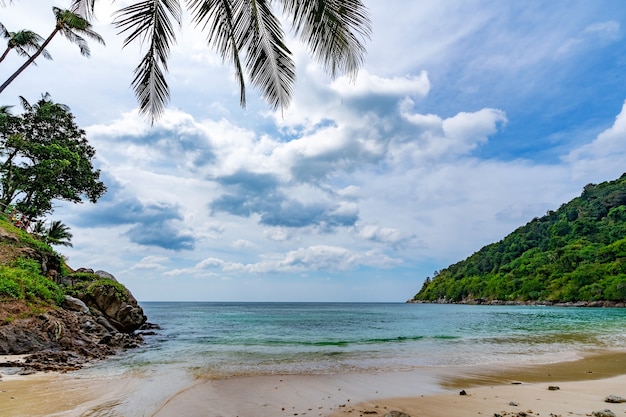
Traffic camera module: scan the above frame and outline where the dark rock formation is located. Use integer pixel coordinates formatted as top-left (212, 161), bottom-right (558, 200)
top-left (0, 269), bottom-right (150, 373)
top-left (65, 270), bottom-right (147, 333)
top-left (385, 411), bottom-right (412, 417)
top-left (592, 410), bottom-right (616, 417)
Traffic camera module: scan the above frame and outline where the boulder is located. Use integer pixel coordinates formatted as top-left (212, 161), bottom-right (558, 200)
top-left (76, 271), bottom-right (147, 333)
top-left (95, 270), bottom-right (118, 282)
top-left (62, 296), bottom-right (90, 314)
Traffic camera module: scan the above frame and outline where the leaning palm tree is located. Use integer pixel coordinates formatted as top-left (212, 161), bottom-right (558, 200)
top-left (0, 28), bottom-right (52, 64)
top-left (0, 7), bottom-right (105, 95)
top-left (44, 220), bottom-right (74, 247)
top-left (71, 0), bottom-right (370, 123)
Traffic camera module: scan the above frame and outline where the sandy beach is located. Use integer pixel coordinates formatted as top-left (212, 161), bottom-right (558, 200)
top-left (1, 351), bottom-right (626, 417)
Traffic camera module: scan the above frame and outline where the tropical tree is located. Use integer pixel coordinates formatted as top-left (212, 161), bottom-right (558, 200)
top-left (0, 26), bottom-right (52, 64)
top-left (0, 93), bottom-right (107, 218)
top-left (0, 7), bottom-right (105, 94)
top-left (71, 0), bottom-right (371, 123)
top-left (44, 220), bottom-right (73, 247)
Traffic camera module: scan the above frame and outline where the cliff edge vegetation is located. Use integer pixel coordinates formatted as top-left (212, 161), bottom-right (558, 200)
top-left (414, 174), bottom-right (626, 304)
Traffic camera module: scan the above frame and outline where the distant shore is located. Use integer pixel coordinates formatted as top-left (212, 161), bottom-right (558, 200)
top-left (408, 298), bottom-right (626, 307)
top-left (2, 350), bottom-right (626, 416)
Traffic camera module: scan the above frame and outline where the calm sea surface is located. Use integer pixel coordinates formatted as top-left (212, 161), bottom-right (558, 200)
top-left (97, 302), bottom-right (626, 378)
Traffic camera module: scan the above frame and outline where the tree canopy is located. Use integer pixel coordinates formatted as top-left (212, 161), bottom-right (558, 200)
top-left (0, 94), bottom-right (106, 218)
top-left (414, 174), bottom-right (626, 303)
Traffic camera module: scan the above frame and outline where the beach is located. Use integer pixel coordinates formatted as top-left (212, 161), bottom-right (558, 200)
top-left (2, 351), bottom-right (626, 417)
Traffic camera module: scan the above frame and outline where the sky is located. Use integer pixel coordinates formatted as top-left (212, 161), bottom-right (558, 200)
top-left (1, 1), bottom-right (626, 302)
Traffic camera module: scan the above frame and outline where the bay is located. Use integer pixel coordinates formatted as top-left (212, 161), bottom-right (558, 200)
top-left (99, 302), bottom-right (626, 378)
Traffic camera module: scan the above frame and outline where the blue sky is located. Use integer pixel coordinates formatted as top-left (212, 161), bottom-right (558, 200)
top-left (2, 1), bottom-right (626, 301)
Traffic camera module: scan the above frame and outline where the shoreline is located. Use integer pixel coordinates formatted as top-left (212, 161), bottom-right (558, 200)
top-left (2, 350), bottom-right (626, 416)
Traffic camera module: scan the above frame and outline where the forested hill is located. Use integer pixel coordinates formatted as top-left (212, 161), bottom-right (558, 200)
top-left (413, 174), bottom-right (626, 304)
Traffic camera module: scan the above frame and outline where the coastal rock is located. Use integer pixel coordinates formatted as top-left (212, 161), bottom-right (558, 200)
top-left (62, 295), bottom-right (89, 314)
top-left (73, 270), bottom-right (147, 333)
top-left (385, 412), bottom-right (412, 417)
top-left (604, 395), bottom-right (626, 403)
top-left (95, 270), bottom-right (118, 282)
top-left (0, 269), bottom-right (150, 373)
top-left (90, 287), bottom-right (146, 333)
top-left (592, 410), bottom-right (616, 417)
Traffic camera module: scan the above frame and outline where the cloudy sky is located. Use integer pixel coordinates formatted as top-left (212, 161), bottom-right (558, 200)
top-left (2, 1), bottom-right (626, 301)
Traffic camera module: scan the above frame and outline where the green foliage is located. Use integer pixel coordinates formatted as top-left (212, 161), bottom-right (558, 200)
top-left (0, 257), bottom-right (64, 305)
top-left (65, 274), bottom-right (129, 303)
top-left (0, 94), bottom-right (106, 218)
top-left (0, 215), bottom-right (57, 256)
top-left (41, 220), bottom-right (73, 247)
top-left (415, 174), bottom-right (626, 303)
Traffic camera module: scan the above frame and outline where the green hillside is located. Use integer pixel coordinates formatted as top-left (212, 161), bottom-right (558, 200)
top-left (413, 174), bottom-right (626, 304)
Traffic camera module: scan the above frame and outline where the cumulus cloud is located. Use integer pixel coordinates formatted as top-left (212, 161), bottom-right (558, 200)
top-left (130, 256), bottom-right (170, 270)
top-left (166, 245), bottom-right (403, 277)
top-left (398, 98), bottom-right (507, 162)
top-left (564, 100), bottom-right (626, 179)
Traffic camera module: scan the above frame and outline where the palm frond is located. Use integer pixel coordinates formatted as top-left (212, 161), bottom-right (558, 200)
top-left (187, 0), bottom-right (247, 107)
top-left (63, 30), bottom-right (90, 56)
top-left (281, 0), bottom-right (370, 79)
top-left (71, 0), bottom-right (97, 21)
top-left (54, 7), bottom-right (105, 52)
top-left (240, 0), bottom-right (295, 111)
top-left (0, 22), bottom-right (9, 38)
top-left (18, 95), bottom-right (32, 111)
top-left (10, 30), bottom-right (53, 60)
top-left (114, 0), bottom-right (182, 123)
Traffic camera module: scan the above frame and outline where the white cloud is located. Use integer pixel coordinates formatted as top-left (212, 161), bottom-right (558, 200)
top-left (130, 256), bottom-right (169, 271)
top-left (564, 100), bottom-right (626, 180)
top-left (330, 70), bottom-right (431, 98)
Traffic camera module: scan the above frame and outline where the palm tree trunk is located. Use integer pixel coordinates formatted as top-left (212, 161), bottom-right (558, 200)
top-left (0, 47), bottom-right (12, 63)
top-left (0, 26), bottom-right (59, 94)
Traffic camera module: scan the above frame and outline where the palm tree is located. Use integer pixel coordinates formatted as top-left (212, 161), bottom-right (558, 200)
top-left (44, 220), bottom-right (73, 247)
top-left (0, 7), bottom-right (105, 95)
top-left (71, 0), bottom-right (371, 123)
top-left (0, 27), bottom-right (52, 64)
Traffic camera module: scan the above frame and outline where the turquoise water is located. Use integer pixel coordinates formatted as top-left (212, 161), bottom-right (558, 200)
top-left (101, 302), bottom-right (626, 377)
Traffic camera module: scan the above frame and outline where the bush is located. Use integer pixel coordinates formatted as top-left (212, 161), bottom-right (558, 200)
top-left (0, 258), bottom-right (65, 305)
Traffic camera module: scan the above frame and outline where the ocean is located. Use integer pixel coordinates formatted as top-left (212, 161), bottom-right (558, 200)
top-left (97, 302), bottom-right (626, 377)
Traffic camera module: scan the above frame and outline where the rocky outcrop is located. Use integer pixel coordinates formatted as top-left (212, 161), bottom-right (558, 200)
top-left (63, 269), bottom-right (147, 333)
top-left (0, 269), bottom-right (150, 373)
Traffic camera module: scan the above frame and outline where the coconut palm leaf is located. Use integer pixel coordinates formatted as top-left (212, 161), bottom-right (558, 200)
top-left (0, 7), bottom-right (105, 94)
top-left (53, 6), bottom-right (105, 57)
top-left (281, 0), bottom-right (370, 79)
top-left (0, 29), bottom-right (52, 64)
top-left (187, 0), bottom-right (247, 107)
top-left (45, 220), bottom-right (73, 247)
top-left (114, 0), bottom-right (182, 122)
top-left (71, 0), bottom-right (370, 123)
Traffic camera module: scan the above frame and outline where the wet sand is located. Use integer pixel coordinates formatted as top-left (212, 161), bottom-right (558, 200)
top-left (1, 351), bottom-right (626, 417)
